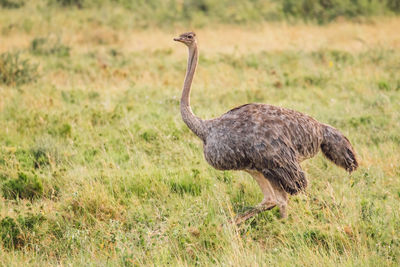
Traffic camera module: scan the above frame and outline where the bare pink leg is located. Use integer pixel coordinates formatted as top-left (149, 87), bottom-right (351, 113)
top-left (234, 171), bottom-right (278, 225)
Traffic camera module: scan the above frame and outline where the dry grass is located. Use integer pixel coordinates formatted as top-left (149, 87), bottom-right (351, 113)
top-left (1, 15), bottom-right (400, 54)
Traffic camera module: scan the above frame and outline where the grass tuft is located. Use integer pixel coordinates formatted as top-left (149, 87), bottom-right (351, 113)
top-left (2, 172), bottom-right (43, 200)
top-left (30, 36), bottom-right (70, 57)
top-left (0, 214), bottom-right (46, 249)
top-left (0, 52), bottom-right (38, 86)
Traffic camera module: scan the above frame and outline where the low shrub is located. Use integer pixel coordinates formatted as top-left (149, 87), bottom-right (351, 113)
top-left (53, 0), bottom-right (84, 8)
top-left (45, 0), bottom-right (400, 26)
top-left (387, 0), bottom-right (400, 12)
top-left (282, 0), bottom-right (395, 23)
top-left (0, 0), bottom-right (24, 8)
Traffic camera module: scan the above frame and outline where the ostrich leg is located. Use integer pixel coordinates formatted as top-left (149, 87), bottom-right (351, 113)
top-left (234, 171), bottom-right (277, 225)
top-left (270, 179), bottom-right (288, 219)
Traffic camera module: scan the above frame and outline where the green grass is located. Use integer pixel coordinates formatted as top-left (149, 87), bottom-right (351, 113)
top-left (0, 2), bottom-right (400, 266)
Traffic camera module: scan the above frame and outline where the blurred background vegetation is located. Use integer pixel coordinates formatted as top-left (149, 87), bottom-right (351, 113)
top-left (1, 0), bottom-right (400, 26)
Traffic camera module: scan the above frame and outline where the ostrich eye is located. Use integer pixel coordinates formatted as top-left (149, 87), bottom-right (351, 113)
top-left (187, 35), bottom-right (192, 39)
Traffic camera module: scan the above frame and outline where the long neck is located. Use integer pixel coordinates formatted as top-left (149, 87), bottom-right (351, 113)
top-left (180, 44), bottom-right (206, 141)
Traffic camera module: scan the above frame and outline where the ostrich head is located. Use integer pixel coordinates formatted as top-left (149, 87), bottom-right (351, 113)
top-left (173, 32), bottom-right (197, 47)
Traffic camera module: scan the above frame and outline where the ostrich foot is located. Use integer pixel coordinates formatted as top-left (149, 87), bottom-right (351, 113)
top-left (233, 202), bottom-right (276, 225)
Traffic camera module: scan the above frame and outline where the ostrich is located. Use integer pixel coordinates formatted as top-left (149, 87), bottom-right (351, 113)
top-left (173, 32), bottom-right (358, 224)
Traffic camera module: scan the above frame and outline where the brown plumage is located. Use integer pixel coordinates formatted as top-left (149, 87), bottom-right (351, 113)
top-left (173, 32), bottom-right (358, 224)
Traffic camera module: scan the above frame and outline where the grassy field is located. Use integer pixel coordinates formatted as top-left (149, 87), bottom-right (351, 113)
top-left (1, 2), bottom-right (400, 266)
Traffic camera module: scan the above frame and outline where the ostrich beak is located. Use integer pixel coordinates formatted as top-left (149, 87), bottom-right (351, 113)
top-left (173, 37), bottom-right (183, 42)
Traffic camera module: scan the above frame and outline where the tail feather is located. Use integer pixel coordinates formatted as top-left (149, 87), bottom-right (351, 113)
top-left (321, 125), bottom-right (358, 172)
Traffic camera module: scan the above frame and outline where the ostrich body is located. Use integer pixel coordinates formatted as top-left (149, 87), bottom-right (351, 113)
top-left (174, 32), bottom-right (358, 224)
